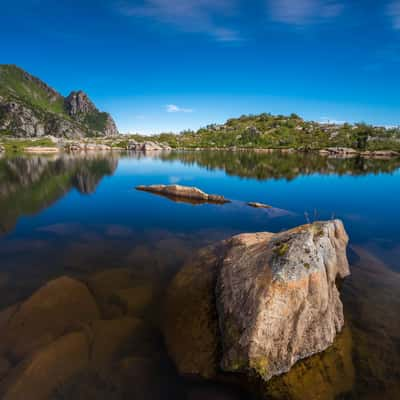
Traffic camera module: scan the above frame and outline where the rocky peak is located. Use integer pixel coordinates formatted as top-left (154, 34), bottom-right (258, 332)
top-left (65, 90), bottom-right (97, 116)
top-left (103, 114), bottom-right (119, 137)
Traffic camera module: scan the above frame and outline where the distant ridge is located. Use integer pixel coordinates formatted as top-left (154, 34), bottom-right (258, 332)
top-left (0, 64), bottom-right (118, 138)
top-left (143, 113), bottom-right (400, 151)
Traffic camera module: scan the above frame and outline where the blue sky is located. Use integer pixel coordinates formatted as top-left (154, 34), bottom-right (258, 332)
top-left (1, 0), bottom-right (400, 133)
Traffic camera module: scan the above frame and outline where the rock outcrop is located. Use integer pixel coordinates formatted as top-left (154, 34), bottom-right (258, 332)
top-left (136, 184), bottom-right (230, 204)
top-left (127, 140), bottom-right (171, 152)
top-left (65, 91), bottom-right (97, 116)
top-left (23, 146), bottom-right (59, 153)
top-left (325, 147), bottom-right (358, 156)
top-left (164, 220), bottom-right (350, 382)
top-left (0, 65), bottom-right (118, 138)
top-left (248, 202), bottom-right (272, 209)
top-left (360, 150), bottom-right (400, 158)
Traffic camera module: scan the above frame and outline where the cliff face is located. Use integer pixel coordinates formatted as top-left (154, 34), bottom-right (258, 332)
top-left (0, 65), bottom-right (118, 138)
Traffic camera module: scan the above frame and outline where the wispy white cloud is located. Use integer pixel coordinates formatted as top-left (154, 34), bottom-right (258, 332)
top-left (267, 0), bottom-right (344, 25)
top-left (387, 1), bottom-right (400, 30)
top-left (165, 104), bottom-right (193, 113)
top-left (118, 0), bottom-right (240, 41)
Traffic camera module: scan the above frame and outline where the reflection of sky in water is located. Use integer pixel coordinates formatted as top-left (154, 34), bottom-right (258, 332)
top-left (15, 156), bottom-right (400, 240)
top-left (2, 155), bottom-right (400, 263)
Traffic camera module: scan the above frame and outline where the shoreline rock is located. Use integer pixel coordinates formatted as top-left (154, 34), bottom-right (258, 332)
top-left (127, 141), bottom-right (171, 152)
top-left (136, 184), bottom-right (231, 204)
top-left (164, 220), bottom-right (350, 382)
top-left (360, 150), bottom-right (400, 158)
top-left (23, 146), bottom-right (59, 154)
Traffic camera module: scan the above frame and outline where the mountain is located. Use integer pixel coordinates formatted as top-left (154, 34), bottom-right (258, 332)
top-left (0, 65), bottom-right (118, 138)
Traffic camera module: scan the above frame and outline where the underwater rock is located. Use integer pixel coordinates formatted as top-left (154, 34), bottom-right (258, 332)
top-left (163, 244), bottom-right (223, 379)
top-left (0, 276), bottom-right (100, 360)
top-left (136, 184), bottom-right (230, 204)
top-left (87, 268), bottom-right (156, 318)
top-left (0, 357), bottom-right (10, 381)
top-left (164, 220), bottom-right (350, 382)
top-left (1, 332), bottom-right (90, 400)
top-left (88, 317), bottom-right (149, 374)
top-left (262, 326), bottom-right (354, 400)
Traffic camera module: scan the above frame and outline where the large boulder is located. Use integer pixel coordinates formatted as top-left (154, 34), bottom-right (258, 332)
top-left (164, 220), bottom-right (350, 383)
top-left (0, 276), bottom-right (100, 360)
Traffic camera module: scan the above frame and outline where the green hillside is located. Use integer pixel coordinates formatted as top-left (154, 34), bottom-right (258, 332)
top-left (0, 65), bottom-right (65, 114)
top-left (147, 113), bottom-right (400, 151)
top-left (0, 65), bottom-right (118, 137)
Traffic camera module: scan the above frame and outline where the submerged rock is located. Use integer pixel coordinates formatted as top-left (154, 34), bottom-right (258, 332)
top-left (0, 276), bottom-right (100, 360)
top-left (136, 184), bottom-right (230, 204)
top-left (87, 268), bottom-right (157, 318)
top-left (88, 317), bottom-right (149, 374)
top-left (262, 326), bottom-right (354, 400)
top-left (1, 332), bottom-right (90, 400)
top-left (164, 220), bottom-right (350, 383)
top-left (164, 245), bottom-right (223, 378)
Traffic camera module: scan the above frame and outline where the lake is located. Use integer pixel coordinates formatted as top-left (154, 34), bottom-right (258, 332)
top-left (0, 150), bottom-right (399, 399)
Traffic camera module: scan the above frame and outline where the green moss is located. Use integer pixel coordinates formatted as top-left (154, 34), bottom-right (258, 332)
top-left (311, 223), bottom-right (325, 239)
top-left (229, 358), bottom-right (247, 372)
top-left (303, 263), bottom-right (311, 269)
top-left (274, 242), bottom-right (289, 257)
top-left (250, 356), bottom-right (269, 378)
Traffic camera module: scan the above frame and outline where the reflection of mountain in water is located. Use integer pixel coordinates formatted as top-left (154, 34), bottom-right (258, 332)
top-left (158, 151), bottom-right (400, 181)
top-left (0, 154), bottom-right (118, 234)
